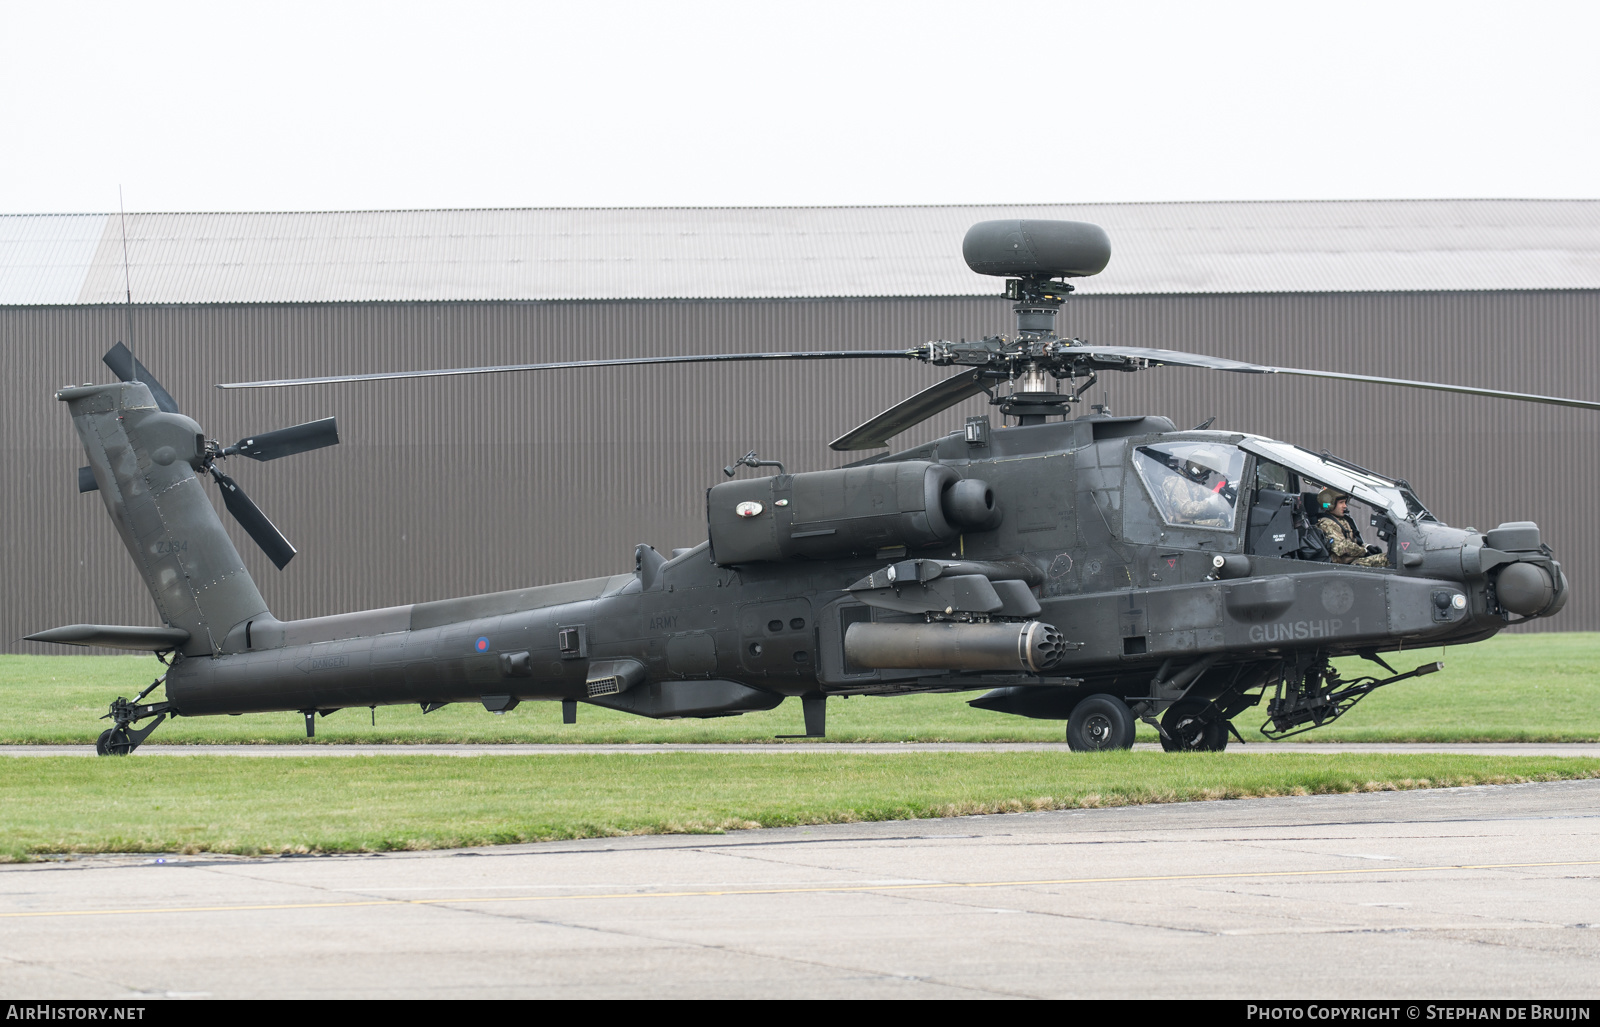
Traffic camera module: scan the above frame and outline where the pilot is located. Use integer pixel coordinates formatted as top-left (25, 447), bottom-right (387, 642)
top-left (1159, 460), bottom-right (1232, 527)
top-left (1315, 488), bottom-right (1386, 567)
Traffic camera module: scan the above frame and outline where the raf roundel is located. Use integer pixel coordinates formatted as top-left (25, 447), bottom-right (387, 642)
top-left (475, 636), bottom-right (490, 653)
top-left (735, 501), bottom-right (764, 518)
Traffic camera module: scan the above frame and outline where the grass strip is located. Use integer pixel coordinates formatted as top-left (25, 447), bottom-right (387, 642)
top-left (3, 751), bottom-right (1596, 861)
top-left (3, 632), bottom-right (1598, 744)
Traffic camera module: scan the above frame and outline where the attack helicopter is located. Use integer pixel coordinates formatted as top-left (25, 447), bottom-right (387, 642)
top-left (31, 220), bottom-right (1593, 755)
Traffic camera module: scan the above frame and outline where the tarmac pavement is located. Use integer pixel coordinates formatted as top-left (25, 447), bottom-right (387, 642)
top-left (3, 778), bottom-right (1599, 999)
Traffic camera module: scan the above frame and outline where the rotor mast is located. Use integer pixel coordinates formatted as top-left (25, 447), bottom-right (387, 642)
top-left (1002, 274), bottom-right (1076, 425)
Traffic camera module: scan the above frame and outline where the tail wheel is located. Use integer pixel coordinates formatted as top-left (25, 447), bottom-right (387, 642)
top-left (95, 728), bottom-right (135, 757)
top-left (1160, 704), bottom-right (1229, 752)
top-left (1066, 694), bottom-right (1136, 752)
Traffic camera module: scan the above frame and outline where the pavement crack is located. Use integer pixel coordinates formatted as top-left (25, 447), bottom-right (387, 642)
top-left (871, 887), bottom-right (1217, 936)
top-left (0, 947), bottom-right (153, 995)
top-left (393, 896), bottom-right (1037, 997)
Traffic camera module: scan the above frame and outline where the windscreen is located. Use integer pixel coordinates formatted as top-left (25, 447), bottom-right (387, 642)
top-left (1134, 441), bottom-right (1246, 530)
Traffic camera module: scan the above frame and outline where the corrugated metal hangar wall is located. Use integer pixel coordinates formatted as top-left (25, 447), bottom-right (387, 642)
top-left (4, 286), bottom-right (1596, 649)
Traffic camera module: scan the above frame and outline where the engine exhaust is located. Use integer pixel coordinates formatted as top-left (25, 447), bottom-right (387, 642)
top-left (845, 620), bottom-right (1066, 673)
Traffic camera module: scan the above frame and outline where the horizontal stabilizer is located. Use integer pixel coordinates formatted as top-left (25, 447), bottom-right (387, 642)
top-left (25, 624), bottom-right (190, 651)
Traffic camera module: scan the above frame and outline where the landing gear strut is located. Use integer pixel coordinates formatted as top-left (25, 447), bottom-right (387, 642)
top-left (95, 677), bottom-right (173, 756)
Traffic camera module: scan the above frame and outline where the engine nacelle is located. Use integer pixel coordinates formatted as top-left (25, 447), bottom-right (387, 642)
top-left (708, 461), bottom-right (999, 565)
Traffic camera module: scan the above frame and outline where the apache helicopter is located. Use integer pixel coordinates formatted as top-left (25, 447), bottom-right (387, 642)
top-left (31, 220), bottom-right (1593, 755)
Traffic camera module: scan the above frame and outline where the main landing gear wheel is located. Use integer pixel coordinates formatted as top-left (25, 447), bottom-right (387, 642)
top-left (1066, 694), bottom-right (1136, 752)
top-left (1159, 704), bottom-right (1229, 752)
top-left (95, 728), bottom-right (135, 756)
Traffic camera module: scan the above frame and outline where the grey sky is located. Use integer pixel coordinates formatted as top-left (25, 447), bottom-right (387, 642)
top-left (2, 0), bottom-right (1595, 213)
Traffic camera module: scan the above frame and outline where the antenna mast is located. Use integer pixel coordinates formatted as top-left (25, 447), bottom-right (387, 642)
top-left (118, 186), bottom-right (135, 376)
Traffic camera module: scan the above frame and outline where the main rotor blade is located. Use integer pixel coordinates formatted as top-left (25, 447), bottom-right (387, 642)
top-left (102, 342), bottom-right (180, 413)
top-left (217, 350), bottom-right (918, 390)
top-left (830, 369), bottom-right (993, 451)
top-left (210, 469), bottom-right (297, 569)
top-left (1070, 346), bottom-right (1600, 411)
top-left (228, 417), bottom-right (341, 461)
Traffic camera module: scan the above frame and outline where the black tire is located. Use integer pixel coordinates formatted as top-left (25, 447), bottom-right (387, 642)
top-left (1159, 704), bottom-right (1230, 752)
top-left (99, 728), bottom-right (134, 757)
top-left (1066, 694), bottom-right (1136, 752)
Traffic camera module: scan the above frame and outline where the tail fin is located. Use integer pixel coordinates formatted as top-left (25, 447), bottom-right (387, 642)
top-left (61, 381), bottom-right (269, 656)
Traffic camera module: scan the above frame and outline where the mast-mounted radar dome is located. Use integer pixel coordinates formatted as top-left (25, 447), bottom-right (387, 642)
top-left (962, 220), bottom-right (1111, 279)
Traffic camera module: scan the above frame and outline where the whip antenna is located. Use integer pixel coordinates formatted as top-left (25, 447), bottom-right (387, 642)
top-left (118, 186), bottom-right (135, 372)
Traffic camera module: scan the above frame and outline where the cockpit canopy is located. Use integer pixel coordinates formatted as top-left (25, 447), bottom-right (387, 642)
top-left (1131, 433), bottom-right (1435, 537)
top-left (1238, 437), bottom-right (1434, 523)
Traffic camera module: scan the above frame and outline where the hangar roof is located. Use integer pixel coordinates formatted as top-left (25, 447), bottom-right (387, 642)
top-left (2, 199), bottom-right (1598, 305)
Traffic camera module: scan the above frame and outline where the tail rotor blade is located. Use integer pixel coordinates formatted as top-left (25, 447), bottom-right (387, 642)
top-left (210, 469), bottom-right (297, 569)
top-left (227, 417), bottom-right (341, 461)
top-left (102, 342), bottom-right (181, 413)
